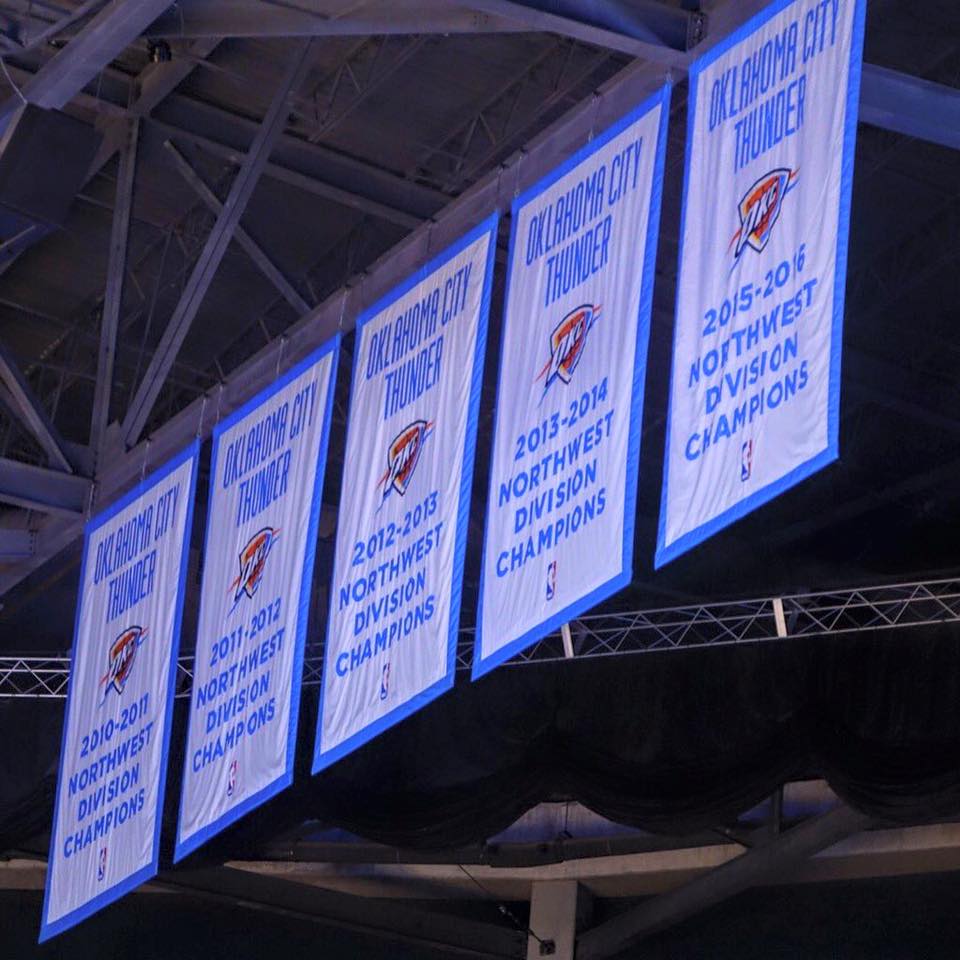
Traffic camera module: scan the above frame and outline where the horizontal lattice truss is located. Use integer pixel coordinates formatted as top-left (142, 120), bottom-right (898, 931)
top-left (3, 576), bottom-right (960, 698)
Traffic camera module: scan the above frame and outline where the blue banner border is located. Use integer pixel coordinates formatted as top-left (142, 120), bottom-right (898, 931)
top-left (173, 336), bottom-right (341, 861)
top-left (654, 0), bottom-right (867, 568)
top-left (40, 440), bottom-right (200, 941)
top-left (312, 213), bottom-right (500, 773)
top-left (472, 84), bottom-right (672, 680)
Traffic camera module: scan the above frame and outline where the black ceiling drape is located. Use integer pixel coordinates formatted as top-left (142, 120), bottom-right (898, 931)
top-left (4, 624), bottom-right (960, 857)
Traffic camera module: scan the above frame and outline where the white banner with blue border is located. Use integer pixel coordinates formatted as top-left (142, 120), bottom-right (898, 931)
top-left (656, 0), bottom-right (865, 567)
top-left (176, 339), bottom-right (339, 860)
top-left (314, 215), bottom-right (497, 771)
top-left (474, 86), bottom-right (670, 678)
top-left (41, 443), bottom-right (198, 941)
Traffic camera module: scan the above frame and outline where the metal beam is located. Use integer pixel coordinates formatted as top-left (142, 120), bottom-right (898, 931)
top-left (460, 0), bottom-right (705, 64)
top-left (0, 527), bottom-right (34, 558)
top-left (0, 0), bottom-right (175, 122)
top-left (157, 866), bottom-right (525, 959)
top-left (90, 117), bottom-right (139, 463)
top-left (0, 338), bottom-right (75, 472)
top-left (413, 36), bottom-right (611, 193)
top-left (0, 41), bottom-right (231, 431)
top-left (206, 819), bottom-right (960, 902)
top-left (4, 36), bottom-right (475, 227)
top-left (0, 47), bottom-right (440, 228)
top-left (130, 37), bottom-right (223, 117)
top-left (467, 1), bottom-right (960, 154)
top-left (575, 806), bottom-right (872, 959)
top-left (304, 35), bottom-right (428, 145)
top-left (151, 89), bottom-right (446, 221)
top-left (860, 63), bottom-right (960, 152)
top-left (488, 0), bottom-right (701, 49)
top-left (143, 0), bottom-right (771, 65)
top-left (146, 0), bottom-right (527, 40)
top-left (0, 457), bottom-right (90, 515)
top-left (9, 0), bottom-right (944, 590)
top-left (8, 819), bottom-right (960, 901)
top-left (528, 880), bottom-right (581, 960)
top-left (6, 0), bottom-right (957, 176)
top-left (121, 40), bottom-right (315, 447)
top-left (0, 0), bottom-right (106, 57)
top-left (88, 37), bottom-right (223, 177)
top-left (164, 140), bottom-right (312, 315)
top-left (152, 121), bottom-right (424, 228)
top-left (0, 35), bottom-right (217, 290)
top-left (0, 55), bottom-right (665, 596)
top-left (462, 0), bottom-right (777, 66)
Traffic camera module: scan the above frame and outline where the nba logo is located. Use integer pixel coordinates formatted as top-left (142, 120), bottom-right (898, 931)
top-left (546, 561), bottom-right (557, 601)
top-left (227, 759), bottom-right (238, 798)
top-left (379, 663), bottom-right (390, 701)
top-left (97, 847), bottom-right (107, 882)
top-left (740, 440), bottom-right (753, 481)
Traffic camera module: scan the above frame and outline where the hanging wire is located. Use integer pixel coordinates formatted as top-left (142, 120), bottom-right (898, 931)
top-left (588, 91), bottom-right (601, 141)
top-left (93, 67), bottom-right (105, 117)
top-left (195, 393), bottom-right (207, 440)
top-left (140, 439), bottom-right (151, 484)
top-left (0, 57), bottom-right (27, 105)
top-left (425, 217), bottom-right (435, 258)
top-left (455, 864), bottom-right (553, 952)
top-left (514, 148), bottom-right (525, 198)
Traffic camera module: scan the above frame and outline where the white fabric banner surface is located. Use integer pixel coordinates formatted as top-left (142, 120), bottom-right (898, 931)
top-left (176, 340), bottom-right (338, 860)
top-left (656, 0), bottom-right (866, 567)
top-left (41, 444), bottom-right (198, 941)
top-left (474, 87), bottom-right (670, 678)
top-left (314, 216), bottom-right (497, 771)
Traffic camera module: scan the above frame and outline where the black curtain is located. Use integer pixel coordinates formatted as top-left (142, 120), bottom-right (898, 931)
top-left (4, 624), bottom-right (960, 856)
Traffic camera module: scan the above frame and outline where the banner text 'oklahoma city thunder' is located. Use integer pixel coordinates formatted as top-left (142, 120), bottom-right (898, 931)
top-left (41, 444), bottom-right (198, 941)
top-left (176, 340), bottom-right (338, 860)
top-left (475, 87), bottom-right (670, 677)
top-left (657, 0), bottom-right (865, 566)
top-left (315, 216), bottom-right (497, 770)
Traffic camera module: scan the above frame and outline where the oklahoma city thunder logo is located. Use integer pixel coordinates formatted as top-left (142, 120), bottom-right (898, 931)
top-left (730, 167), bottom-right (798, 263)
top-left (536, 303), bottom-right (601, 398)
top-left (229, 526), bottom-right (279, 608)
top-left (378, 420), bottom-right (434, 501)
top-left (98, 625), bottom-right (146, 705)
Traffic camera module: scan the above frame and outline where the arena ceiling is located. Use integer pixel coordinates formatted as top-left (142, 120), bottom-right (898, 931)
top-left (0, 2), bottom-right (958, 954)
top-left (0, 1), bottom-right (955, 651)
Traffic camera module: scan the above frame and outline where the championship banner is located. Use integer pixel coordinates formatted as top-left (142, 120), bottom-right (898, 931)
top-left (176, 339), bottom-right (339, 860)
top-left (656, 0), bottom-right (866, 567)
top-left (40, 443), bottom-right (198, 941)
top-left (474, 87), bottom-right (670, 678)
top-left (314, 215), bottom-right (497, 771)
